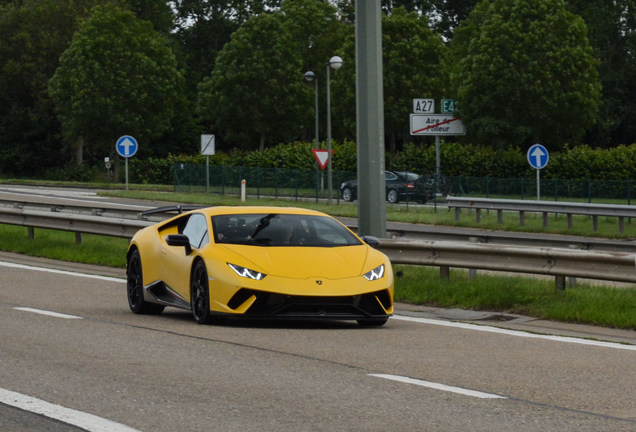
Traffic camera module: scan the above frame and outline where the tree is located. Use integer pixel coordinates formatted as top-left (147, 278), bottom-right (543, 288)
top-left (197, 12), bottom-right (311, 151)
top-left (0, 0), bottom-right (109, 176)
top-left (331, 7), bottom-right (449, 163)
top-left (565, 0), bottom-right (636, 147)
top-left (451, 0), bottom-right (602, 149)
top-left (49, 4), bottom-right (184, 174)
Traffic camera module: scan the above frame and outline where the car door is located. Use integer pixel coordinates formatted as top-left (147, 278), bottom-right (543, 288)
top-left (160, 213), bottom-right (210, 302)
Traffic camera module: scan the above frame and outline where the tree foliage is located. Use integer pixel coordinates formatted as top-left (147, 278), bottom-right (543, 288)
top-left (332, 7), bottom-right (449, 160)
top-left (49, 4), bottom-right (184, 160)
top-left (452, 0), bottom-right (602, 150)
top-left (197, 12), bottom-right (311, 151)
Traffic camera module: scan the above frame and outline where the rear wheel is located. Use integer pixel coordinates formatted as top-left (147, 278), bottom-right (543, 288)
top-left (191, 260), bottom-right (214, 324)
top-left (357, 317), bottom-right (389, 327)
top-left (342, 187), bottom-right (354, 202)
top-left (127, 250), bottom-right (164, 315)
top-left (387, 189), bottom-right (399, 204)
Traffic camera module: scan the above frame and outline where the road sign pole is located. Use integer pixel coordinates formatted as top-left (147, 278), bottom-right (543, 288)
top-left (125, 157), bottom-right (129, 191)
top-left (536, 169), bottom-right (540, 201)
top-left (435, 135), bottom-right (441, 177)
top-left (206, 156), bottom-right (209, 193)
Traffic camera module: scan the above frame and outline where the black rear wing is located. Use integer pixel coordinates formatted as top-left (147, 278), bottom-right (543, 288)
top-left (141, 205), bottom-right (208, 216)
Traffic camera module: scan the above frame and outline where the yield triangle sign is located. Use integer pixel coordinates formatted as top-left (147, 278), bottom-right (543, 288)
top-left (312, 149), bottom-right (334, 170)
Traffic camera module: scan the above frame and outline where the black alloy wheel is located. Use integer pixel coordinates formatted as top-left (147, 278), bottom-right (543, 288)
top-left (127, 250), bottom-right (164, 315)
top-left (191, 260), bottom-right (214, 324)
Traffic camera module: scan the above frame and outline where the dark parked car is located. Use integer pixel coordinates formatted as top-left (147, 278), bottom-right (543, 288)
top-left (340, 170), bottom-right (429, 204)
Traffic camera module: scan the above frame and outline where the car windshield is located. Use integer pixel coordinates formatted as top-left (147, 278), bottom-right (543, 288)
top-left (212, 214), bottom-right (362, 247)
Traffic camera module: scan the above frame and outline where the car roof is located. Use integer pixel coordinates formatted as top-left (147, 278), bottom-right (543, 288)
top-left (190, 206), bottom-right (330, 218)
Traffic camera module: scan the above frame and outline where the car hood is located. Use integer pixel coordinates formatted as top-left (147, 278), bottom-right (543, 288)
top-left (219, 244), bottom-right (369, 279)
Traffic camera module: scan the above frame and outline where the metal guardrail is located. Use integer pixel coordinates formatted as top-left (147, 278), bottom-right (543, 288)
top-left (0, 205), bottom-right (635, 290)
top-left (377, 240), bottom-right (636, 289)
top-left (447, 197), bottom-right (636, 232)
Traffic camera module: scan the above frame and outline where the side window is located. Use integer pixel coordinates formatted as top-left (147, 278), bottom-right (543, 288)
top-left (385, 172), bottom-right (397, 181)
top-left (182, 214), bottom-right (209, 249)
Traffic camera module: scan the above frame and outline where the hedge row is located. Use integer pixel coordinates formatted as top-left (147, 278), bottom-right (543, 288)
top-left (127, 141), bottom-right (636, 185)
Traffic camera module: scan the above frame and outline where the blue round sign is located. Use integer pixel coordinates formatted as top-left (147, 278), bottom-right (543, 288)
top-left (527, 144), bottom-right (549, 170)
top-left (116, 135), bottom-right (138, 158)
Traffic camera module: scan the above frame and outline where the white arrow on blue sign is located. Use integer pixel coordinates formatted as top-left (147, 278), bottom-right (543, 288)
top-left (116, 135), bottom-right (138, 158)
top-left (527, 143), bottom-right (549, 170)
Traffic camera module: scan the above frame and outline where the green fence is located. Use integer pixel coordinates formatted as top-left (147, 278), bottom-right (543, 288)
top-left (174, 164), bottom-right (636, 205)
top-left (453, 176), bottom-right (634, 204)
top-left (174, 164), bottom-right (357, 202)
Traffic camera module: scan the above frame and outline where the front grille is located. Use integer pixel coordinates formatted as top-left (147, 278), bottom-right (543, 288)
top-left (227, 288), bottom-right (391, 319)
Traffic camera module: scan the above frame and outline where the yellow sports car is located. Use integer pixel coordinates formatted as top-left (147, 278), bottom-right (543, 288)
top-left (126, 206), bottom-right (393, 326)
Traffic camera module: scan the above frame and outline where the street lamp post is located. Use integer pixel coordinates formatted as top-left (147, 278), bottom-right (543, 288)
top-left (304, 71), bottom-right (319, 201)
top-left (326, 55), bottom-right (342, 204)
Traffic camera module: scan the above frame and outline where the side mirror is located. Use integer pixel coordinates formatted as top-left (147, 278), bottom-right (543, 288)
top-left (361, 235), bottom-right (380, 249)
top-left (166, 234), bottom-right (193, 255)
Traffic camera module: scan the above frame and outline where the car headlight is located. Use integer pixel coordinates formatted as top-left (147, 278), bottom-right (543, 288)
top-left (228, 263), bottom-right (267, 280)
top-left (363, 264), bottom-right (385, 281)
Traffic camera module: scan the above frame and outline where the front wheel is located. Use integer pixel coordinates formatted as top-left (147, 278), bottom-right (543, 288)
top-left (127, 250), bottom-right (164, 315)
top-left (387, 189), bottom-right (399, 204)
top-left (191, 260), bottom-right (214, 324)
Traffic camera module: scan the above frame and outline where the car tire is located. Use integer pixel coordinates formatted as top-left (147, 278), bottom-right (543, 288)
top-left (127, 250), bottom-right (164, 315)
top-left (387, 189), bottom-right (399, 204)
top-left (191, 260), bottom-right (215, 324)
top-left (342, 187), bottom-right (354, 202)
top-left (357, 317), bottom-right (389, 327)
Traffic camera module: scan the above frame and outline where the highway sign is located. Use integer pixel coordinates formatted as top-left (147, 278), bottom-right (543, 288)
top-left (527, 144), bottom-right (549, 170)
top-left (116, 136), bottom-right (138, 158)
top-left (312, 149), bottom-right (334, 170)
top-left (413, 99), bottom-right (434, 114)
top-left (410, 114), bottom-right (466, 136)
top-left (441, 99), bottom-right (457, 114)
top-left (201, 134), bottom-right (215, 156)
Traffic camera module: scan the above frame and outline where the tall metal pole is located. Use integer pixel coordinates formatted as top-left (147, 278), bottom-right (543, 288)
top-left (326, 64), bottom-right (333, 204)
top-left (356, 0), bottom-right (386, 237)
top-left (315, 78), bottom-right (320, 202)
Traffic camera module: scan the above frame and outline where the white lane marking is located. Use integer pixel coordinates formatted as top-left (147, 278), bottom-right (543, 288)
top-left (0, 388), bottom-right (142, 432)
top-left (393, 315), bottom-right (636, 351)
top-left (14, 307), bottom-right (82, 319)
top-left (369, 374), bottom-right (507, 399)
top-left (0, 261), bottom-right (126, 283)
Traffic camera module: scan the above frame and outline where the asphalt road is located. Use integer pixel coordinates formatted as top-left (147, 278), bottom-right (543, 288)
top-left (2, 255), bottom-right (636, 431)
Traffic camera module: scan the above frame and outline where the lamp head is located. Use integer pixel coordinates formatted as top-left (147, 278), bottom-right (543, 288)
top-left (304, 71), bottom-right (316, 82)
top-left (329, 56), bottom-right (343, 69)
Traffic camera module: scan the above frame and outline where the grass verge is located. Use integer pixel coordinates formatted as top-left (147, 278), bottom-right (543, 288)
top-left (395, 265), bottom-right (636, 330)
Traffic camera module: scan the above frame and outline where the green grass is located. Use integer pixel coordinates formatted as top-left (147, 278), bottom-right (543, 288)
top-left (395, 265), bottom-right (636, 329)
top-left (0, 224), bottom-right (128, 267)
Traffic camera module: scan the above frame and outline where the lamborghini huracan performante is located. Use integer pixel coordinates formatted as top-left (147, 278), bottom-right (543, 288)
top-left (126, 206), bottom-right (394, 326)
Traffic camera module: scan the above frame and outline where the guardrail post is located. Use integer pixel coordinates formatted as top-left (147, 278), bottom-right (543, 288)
top-left (455, 207), bottom-right (461, 222)
top-left (619, 216), bottom-right (625, 233)
top-left (475, 208), bottom-right (481, 223)
top-left (497, 209), bottom-right (503, 224)
top-left (75, 232), bottom-right (82, 244)
top-left (28, 227), bottom-right (34, 239)
top-left (440, 266), bottom-right (449, 280)
top-left (468, 237), bottom-right (478, 278)
top-left (555, 275), bottom-right (566, 291)
top-left (567, 214), bottom-right (573, 229)
top-left (543, 212), bottom-right (548, 227)
top-left (593, 215), bottom-right (598, 231)
top-left (520, 211), bottom-right (525, 226)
